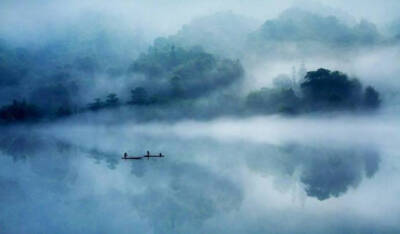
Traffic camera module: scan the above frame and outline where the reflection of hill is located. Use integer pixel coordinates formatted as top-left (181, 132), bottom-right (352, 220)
top-left (246, 142), bottom-right (380, 200)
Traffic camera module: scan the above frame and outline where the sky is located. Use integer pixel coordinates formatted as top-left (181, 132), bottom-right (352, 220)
top-left (1, 0), bottom-right (400, 42)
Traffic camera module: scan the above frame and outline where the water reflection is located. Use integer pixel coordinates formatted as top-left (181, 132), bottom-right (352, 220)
top-left (0, 121), bottom-right (391, 233)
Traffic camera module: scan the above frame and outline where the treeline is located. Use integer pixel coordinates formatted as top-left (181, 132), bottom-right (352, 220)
top-left (0, 8), bottom-right (389, 125)
top-left (128, 37), bottom-right (243, 99)
top-left (246, 68), bottom-right (380, 114)
top-left (0, 99), bottom-right (76, 124)
top-left (0, 38), bottom-right (245, 124)
top-left (0, 67), bottom-right (381, 124)
top-left (88, 38), bottom-right (244, 109)
top-left (0, 24), bottom-right (143, 120)
top-left (87, 88), bottom-right (151, 111)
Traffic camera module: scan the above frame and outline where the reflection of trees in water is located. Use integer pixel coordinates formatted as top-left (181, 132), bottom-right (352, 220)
top-left (0, 129), bottom-right (76, 189)
top-left (85, 147), bottom-right (119, 169)
top-left (132, 161), bottom-right (243, 233)
top-left (0, 177), bottom-right (25, 202)
top-left (297, 147), bottom-right (380, 200)
top-left (0, 131), bottom-right (243, 233)
top-left (0, 129), bottom-right (78, 160)
top-left (0, 129), bottom-right (48, 161)
top-left (0, 128), bottom-right (121, 169)
top-left (0, 128), bottom-right (382, 203)
top-left (247, 143), bottom-right (381, 201)
top-left (0, 128), bottom-right (149, 181)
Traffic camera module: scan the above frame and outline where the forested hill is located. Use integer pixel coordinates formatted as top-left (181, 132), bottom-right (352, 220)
top-left (0, 8), bottom-right (386, 125)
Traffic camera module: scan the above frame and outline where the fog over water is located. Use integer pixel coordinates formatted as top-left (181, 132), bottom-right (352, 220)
top-left (1, 0), bottom-right (400, 233)
top-left (1, 114), bottom-right (399, 233)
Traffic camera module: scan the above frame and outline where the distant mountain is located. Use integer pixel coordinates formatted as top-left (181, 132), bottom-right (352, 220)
top-left (387, 18), bottom-right (400, 41)
top-left (291, 1), bottom-right (357, 26)
top-left (128, 37), bottom-right (244, 100)
top-left (0, 14), bottom-right (149, 107)
top-left (170, 11), bottom-right (260, 58)
top-left (248, 7), bottom-right (381, 57)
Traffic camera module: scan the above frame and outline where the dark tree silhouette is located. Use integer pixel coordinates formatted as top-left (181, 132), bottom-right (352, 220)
top-left (0, 100), bottom-right (41, 123)
top-left (364, 86), bottom-right (380, 109)
top-left (128, 38), bottom-right (243, 100)
top-left (88, 98), bottom-right (104, 111)
top-left (128, 87), bottom-right (148, 105)
top-left (29, 83), bottom-right (77, 114)
top-left (56, 106), bottom-right (72, 117)
top-left (170, 76), bottom-right (184, 98)
top-left (300, 68), bottom-right (362, 110)
top-left (245, 68), bottom-right (381, 115)
top-left (106, 93), bottom-right (119, 107)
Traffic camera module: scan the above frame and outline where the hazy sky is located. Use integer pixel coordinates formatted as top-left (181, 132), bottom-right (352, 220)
top-left (1, 0), bottom-right (400, 40)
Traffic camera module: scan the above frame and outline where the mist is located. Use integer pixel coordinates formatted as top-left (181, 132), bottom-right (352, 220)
top-left (1, 0), bottom-right (400, 233)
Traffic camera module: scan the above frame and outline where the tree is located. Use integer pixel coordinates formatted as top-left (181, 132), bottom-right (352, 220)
top-left (300, 68), bottom-right (362, 110)
top-left (246, 87), bottom-right (299, 114)
top-left (128, 38), bottom-right (243, 100)
top-left (56, 106), bottom-right (72, 117)
top-left (128, 87), bottom-right (148, 105)
top-left (0, 100), bottom-right (41, 123)
top-left (88, 98), bottom-right (104, 111)
top-left (170, 76), bottom-right (184, 98)
top-left (364, 86), bottom-right (380, 109)
top-left (106, 93), bottom-right (119, 107)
